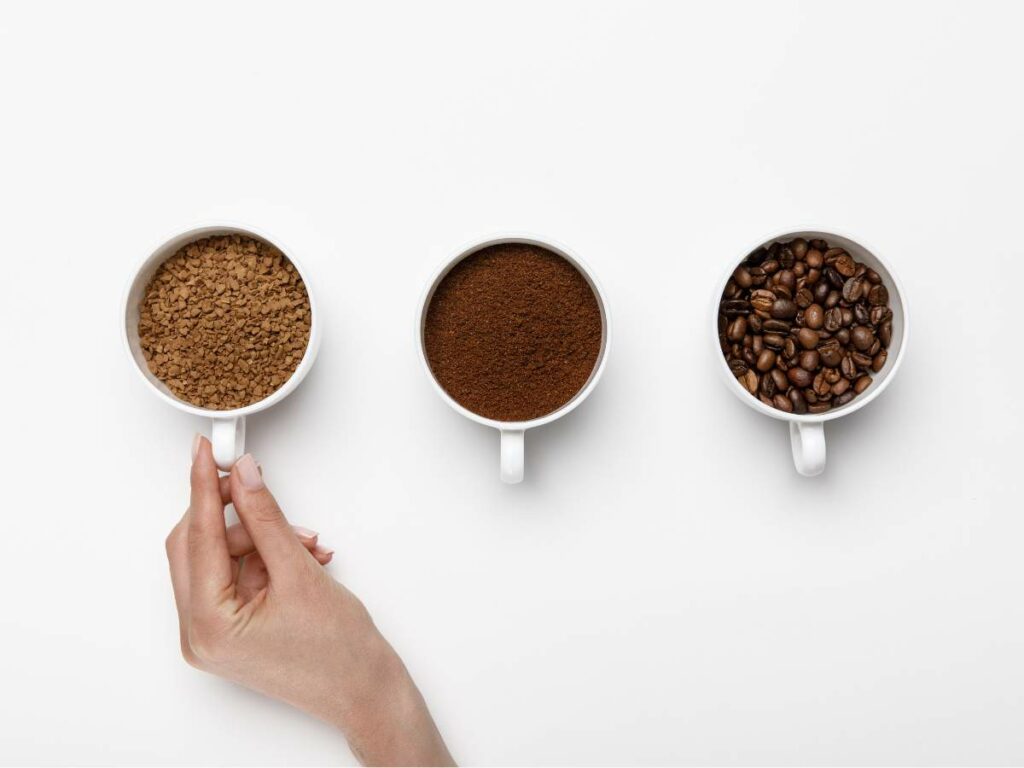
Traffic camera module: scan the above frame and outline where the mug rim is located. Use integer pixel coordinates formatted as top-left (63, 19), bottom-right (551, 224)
top-left (416, 232), bottom-right (611, 431)
top-left (120, 220), bottom-right (322, 419)
top-left (712, 226), bottom-right (910, 424)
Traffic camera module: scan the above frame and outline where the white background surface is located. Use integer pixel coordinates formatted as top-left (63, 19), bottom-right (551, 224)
top-left (1, 1), bottom-right (1023, 764)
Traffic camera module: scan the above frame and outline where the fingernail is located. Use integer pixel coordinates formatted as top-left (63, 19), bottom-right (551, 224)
top-left (314, 544), bottom-right (334, 557)
top-left (236, 454), bottom-right (264, 490)
top-left (191, 433), bottom-right (202, 462)
top-left (293, 526), bottom-right (319, 540)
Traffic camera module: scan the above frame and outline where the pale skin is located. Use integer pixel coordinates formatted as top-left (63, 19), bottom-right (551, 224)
top-left (165, 436), bottom-right (454, 766)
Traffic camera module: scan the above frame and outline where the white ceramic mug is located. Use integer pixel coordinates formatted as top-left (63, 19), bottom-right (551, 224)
top-left (121, 223), bottom-right (322, 471)
top-left (417, 234), bottom-right (611, 484)
top-left (713, 228), bottom-right (909, 476)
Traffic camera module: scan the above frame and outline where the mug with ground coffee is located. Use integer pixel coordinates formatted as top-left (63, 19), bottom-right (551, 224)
top-left (713, 229), bottom-right (908, 476)
top-left (122, 224), bottom-right (320, 470)
top-left (419, 235), bottom-right (609, 483)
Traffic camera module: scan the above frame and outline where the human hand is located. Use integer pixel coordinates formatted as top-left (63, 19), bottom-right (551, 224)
top-left (165, 436), bottom-right (453, 767)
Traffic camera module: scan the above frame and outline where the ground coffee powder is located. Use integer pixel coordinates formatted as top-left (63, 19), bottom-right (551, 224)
top-left (138, 234), bottom-right (311, 410)
top-left (424, 243), bottom-right (602, 422)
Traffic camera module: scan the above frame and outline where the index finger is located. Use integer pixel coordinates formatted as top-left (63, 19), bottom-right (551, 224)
top-left (187, 436), bottom-right (233, 609)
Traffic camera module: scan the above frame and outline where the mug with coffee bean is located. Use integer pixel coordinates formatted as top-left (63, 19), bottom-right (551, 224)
top-left (122, 224), bottom-right (321, 470)
top-left (418, 235), bottom-right (609, 483)
top-left (715, 230), bottom-right (908, 476)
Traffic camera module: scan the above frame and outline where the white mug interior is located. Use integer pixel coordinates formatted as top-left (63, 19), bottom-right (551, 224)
top-left (417, 234), bottom-right (611, 483)
top-left (122, 223), bottom-right (320, 470)
top-left (713, 229), bottom-right (909, 474)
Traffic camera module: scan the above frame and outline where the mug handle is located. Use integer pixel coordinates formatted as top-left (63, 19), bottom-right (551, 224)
top-left (211, 416), bottom-right (246, 472)
top-left (789, 421), bottom-right (826, 477)
top-left (500, 429), bottom-right (525, 484)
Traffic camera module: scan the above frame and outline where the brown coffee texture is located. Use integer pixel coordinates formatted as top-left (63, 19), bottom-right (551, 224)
top-left (138, 234), bottom-right (311, 410)
top-left (424, 243), bottom-right (603, 422)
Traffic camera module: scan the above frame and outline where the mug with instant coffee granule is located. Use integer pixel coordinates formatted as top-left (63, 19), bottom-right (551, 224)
top-left (714, 228), bottom-right (908, 476)
top-left (122, 224), bottom-right (320, 470)
top-left (418, 235), bottom-right (610, 483)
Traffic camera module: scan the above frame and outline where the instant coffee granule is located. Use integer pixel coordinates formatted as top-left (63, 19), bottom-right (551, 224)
top-left (138, 234), bottom-right (311, 410)
top-left (424, 243), bottom-right (603, 422)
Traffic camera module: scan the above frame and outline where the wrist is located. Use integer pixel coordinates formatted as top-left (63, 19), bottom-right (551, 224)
top-left (338, 636), bottom-right (452, 766)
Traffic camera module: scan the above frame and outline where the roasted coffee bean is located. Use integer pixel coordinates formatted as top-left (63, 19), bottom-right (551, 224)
top-left (834, 252), bottom-right (856, 277)
top-left (771, 298), bottom-right (798, 319)
top-left (733, 267), bottom-right (753, 288)
top-left (842, 276), bottom-right (864, 302)
top-left (729, 359), bottom-right (748, 377)
top-left (749, 290), bottom-right (775, 313)
top-left (745, 248), bottom-right (766, 265)
top-left (813, 371), bottom-right (830, 396)
top-left (879, 321), bottom-right (892, 347)
top-left (773, 393), bottom-right (794, 412)
top-left (756, 349), bottom-right (776, 372)
top-left (727, 316), bottom-right (747, 342)
top-left (797, 328), bottom-right (820, 350)
top-left (723, 299), bottom-right (750, 316)
top-left (820, 341), bottom-right (843, 367)
top-left (813, 281), bottom-right (830, 304)
top-left (789, 388), bottom-right (808, 413)
top-left (841, 355), bottom-right (857, 379)
top-left (722, 236), bottom-right (893, 416)
top-left (788, 367), bottom-right (813, 388)
top-left (851, 351), bottom-right (873, 369)
top-left (762, 319), bottom-right (790, 333)
top-left (851, 325), bottom-right (874, 351)
top-left (799, 350), bottom-right (820, 370)
top-left (833, 391), bottom-right (854, 407)
top-left (868, 284), bottom-right (889, 306)
top-left (771, 368), bottom-right (789, 391)
top-left (824, 307), bottom-right (843, 332)
top-left (804, 303), bottom-right (824, 330)
top-left (825, 266), bottom-right (845, 288)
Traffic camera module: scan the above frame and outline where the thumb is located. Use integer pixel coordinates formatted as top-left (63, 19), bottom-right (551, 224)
top-left (229, 454), bottom-right (311, 579)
